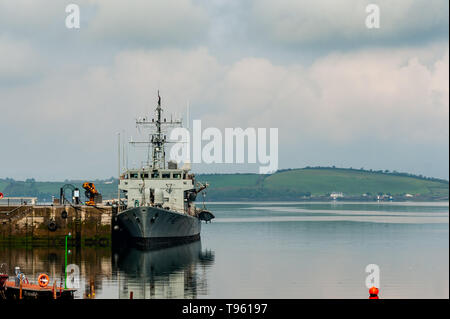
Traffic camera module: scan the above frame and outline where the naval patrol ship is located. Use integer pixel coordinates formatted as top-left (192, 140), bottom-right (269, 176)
top-left (115, 93), bottom-right (214, 247)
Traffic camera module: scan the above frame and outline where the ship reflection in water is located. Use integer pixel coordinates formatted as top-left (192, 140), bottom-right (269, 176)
top-left (113, 241), bottom-right (215, 299)
top-left (0, 240), bottom-right (215, 299)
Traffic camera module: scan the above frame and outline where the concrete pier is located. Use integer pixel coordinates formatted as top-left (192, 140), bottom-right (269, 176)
top-left (0, 205), bottom-right (113, 247)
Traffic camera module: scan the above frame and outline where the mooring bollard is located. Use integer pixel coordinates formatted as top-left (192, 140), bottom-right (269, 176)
top-left (130, 291), bottom-right (133, 299)
top-left (369, 286), bottom-right (379, 299)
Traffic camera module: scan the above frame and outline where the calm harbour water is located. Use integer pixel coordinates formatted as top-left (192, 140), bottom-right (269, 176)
top-left (1, 201), bottom-right (448, 299)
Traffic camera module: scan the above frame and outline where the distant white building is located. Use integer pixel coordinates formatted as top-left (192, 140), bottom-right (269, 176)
top-left (330, 192), bottom-right (344, 200)
top-left (404, 194), bottom-right (414, 198)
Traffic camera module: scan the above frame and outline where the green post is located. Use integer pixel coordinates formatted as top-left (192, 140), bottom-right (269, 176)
top-left (65, 232), bottom-right (72, 289)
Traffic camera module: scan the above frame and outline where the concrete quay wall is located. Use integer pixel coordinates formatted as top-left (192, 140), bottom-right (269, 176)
top-left (0, 205), bottom-right (113, 246)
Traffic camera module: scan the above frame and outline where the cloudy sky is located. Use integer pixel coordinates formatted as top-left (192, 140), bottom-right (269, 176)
top-left (0, 0), bottom-right (448, 181)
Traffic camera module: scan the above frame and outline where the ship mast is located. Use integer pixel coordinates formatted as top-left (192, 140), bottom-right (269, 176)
top-left (153, 91), bottom-right (164, 169)
top-left (132, 91), bottom-right (182, 170)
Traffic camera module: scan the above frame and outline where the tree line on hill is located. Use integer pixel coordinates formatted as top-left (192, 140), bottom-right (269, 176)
top-left (276, 166), bottom-right (449, 184)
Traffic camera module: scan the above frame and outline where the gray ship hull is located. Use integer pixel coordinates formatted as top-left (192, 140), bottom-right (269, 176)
top-left (116, 206), bottom-right (201, 247)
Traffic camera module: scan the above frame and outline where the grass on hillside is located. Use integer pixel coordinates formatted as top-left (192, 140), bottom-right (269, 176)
top-left (263, 168), bottom-right (448, 196)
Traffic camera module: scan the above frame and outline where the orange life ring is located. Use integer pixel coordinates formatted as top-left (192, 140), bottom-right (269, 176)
top-left (38, 273), bottom-right (49, 287)
top-left (0, 192), bottom-right (3, 199)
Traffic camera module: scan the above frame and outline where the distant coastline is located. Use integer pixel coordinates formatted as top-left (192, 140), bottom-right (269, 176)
top-left (1, 167), bottom-right (448, 203)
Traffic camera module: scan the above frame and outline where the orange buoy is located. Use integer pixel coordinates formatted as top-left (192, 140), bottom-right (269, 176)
top-left (369, 286), bottom-right (379, 299)
top-left (38, 273), bottom-right (50, 288)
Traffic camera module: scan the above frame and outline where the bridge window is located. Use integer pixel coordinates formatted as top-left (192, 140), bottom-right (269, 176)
top-left (130, 173), bottom-right (139, 179)
top-left (162, 173), bottom-right (170, 179)
top-left (173, 173), bottom-right (181, 179)
top-left (142, 173), bottom-right (149, 179)
top-left (151, 172), bottom-right (159, 178)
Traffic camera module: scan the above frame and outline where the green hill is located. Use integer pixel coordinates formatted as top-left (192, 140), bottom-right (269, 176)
top-left (197, 168), bottom-right (448, 201)
top-left (0, 167), bottom-right (448, 201)
top-left (263, 168), bottom-right (448, 196)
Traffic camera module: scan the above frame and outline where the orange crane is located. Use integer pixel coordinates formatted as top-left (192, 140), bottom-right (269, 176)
top-left (82, 182), bottom-right (102, 206)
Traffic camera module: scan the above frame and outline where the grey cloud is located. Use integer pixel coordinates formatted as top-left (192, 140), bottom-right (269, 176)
top-left (1, 0), bottom-right (447, 65)
top-left (0, 0), bottom-right (209, 49)
top-left (246, 0), bottom-right (449, 49)
top-left (86, 0), bottom-right (210, 48)
top-left (1, 45), bottom-right (448, 179)
top-left (0, 36), bottom-right (44, 84)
